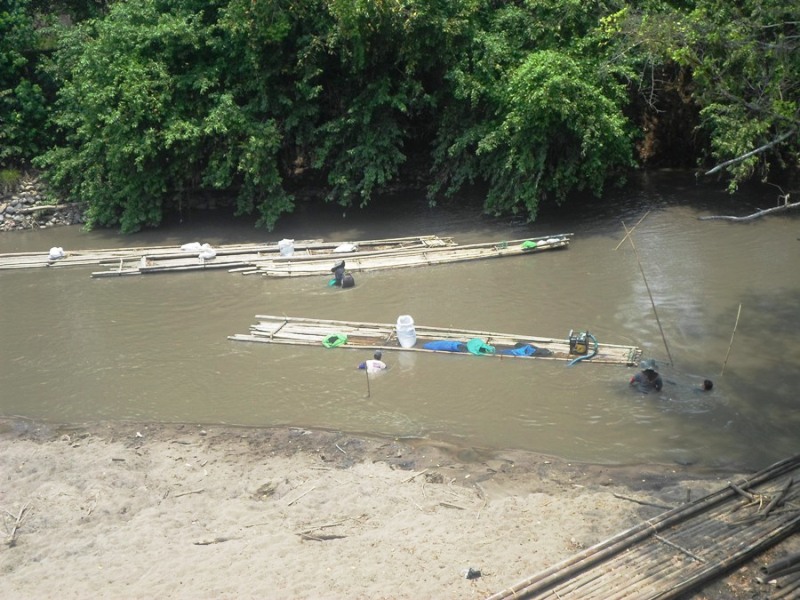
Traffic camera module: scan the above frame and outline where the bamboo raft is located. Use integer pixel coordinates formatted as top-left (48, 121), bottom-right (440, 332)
top-left (0, 236), bottom-right (452, 274)
top-left (228, 314), bottom-right (641, 365)
top-left (486, 452), bottom-right (800, 600)
top-left (254, 235), bottom-right (571, 278)
top-left (89, 239), bottom-right (325, 277)
top-left (0, 235), bottom-right (451, 276)
top-left (88, 235), bottom-right (454, 277)
top-left (88, 235), bottom-right (455, 277)
top-left (0, 240), bottom-right (314, 272)
top-left (231, 234), bottom-right (457, 275)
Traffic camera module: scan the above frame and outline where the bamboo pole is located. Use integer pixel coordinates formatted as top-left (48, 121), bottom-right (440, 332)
top-left (485, 454), bottom-right (800, 600)
top-left (622, 221), bottom-right (674, 367)
top-left (577, 493), bottom-right (800, 600)
top-left (502, 491), bottom-right (799, 600)
top-left (651, 516), bottom-right (800, 600)
top-left (762, 549), bottom-right (800, 575)
top-left (615, 211), bottom-right (650, 251)
top-left (771, 575), bottom-right (800, 600)
top-left (720, 303), bottom-right (742, 376)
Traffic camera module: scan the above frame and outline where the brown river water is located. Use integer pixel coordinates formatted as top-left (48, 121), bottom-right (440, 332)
top-left (1, 171), bottom-right (798, 471)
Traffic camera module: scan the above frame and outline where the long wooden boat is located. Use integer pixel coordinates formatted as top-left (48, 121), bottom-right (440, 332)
top-left (228, 314), bottom-right (641, 365)
top-left (255, 235), bottom-right (571, 277)
top-left (88, 235), bottom-right (453, 277)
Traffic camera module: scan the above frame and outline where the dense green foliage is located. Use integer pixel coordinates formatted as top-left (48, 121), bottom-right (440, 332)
top-left (602, 2), bottom-right (799, 189)
top-left (0, 0), bottom-right (51, 166)
top-left (679, 0), bottom-right (799, 188)
top-left (429, 2), bottom-right (634, 219)
top-left (1, 0), bottom-right (797, 231)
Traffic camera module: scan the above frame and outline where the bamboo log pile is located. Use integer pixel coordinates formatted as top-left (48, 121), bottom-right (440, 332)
top-left (485, 453), bottom-right (800, 600)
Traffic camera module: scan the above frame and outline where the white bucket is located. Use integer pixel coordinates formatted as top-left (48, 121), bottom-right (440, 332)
top-left (278, 239), bottom-right (294, 257)
top-left (396, 315), bottom-right (417, 348)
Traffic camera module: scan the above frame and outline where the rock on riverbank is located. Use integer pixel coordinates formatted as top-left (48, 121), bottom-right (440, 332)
top-left (0, 176), bottom-right (86, 232)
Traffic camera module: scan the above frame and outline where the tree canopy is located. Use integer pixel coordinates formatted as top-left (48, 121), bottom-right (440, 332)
top-left (0, 0), bottom-right (795, 231)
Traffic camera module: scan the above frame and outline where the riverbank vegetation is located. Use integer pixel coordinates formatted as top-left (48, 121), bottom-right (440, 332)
top-left (1, 0), bottom-right (797, 232)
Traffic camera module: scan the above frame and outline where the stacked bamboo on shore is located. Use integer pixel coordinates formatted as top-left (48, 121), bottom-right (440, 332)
top-left (486, 453), bottom-right (800, 600)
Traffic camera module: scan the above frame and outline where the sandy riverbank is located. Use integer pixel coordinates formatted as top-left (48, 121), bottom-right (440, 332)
top-left (0, 418), bottom-right (792, 599)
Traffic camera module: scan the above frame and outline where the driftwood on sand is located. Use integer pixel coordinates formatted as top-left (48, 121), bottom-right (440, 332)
top-left (4, 502), bottom-right (30, 547)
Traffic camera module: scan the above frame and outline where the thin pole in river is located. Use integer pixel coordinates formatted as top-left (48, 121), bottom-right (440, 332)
top-left (621, 221), bottom-right (674, 367)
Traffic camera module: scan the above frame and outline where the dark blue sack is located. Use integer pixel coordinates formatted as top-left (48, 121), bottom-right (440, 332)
top-left (499, 344), bottom-right (537, 356)
top-left (423, 340), bottom-right (467, 352)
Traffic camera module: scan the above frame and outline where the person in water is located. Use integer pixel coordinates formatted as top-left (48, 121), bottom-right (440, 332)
top-left (701, 379), bottom-right (713, 391)
top-left (331, 260), bottom-right (355, 288)
top-left (630, 358), bottom-right (663, 392)
top-left (358, 350), bottom-right (387, 373)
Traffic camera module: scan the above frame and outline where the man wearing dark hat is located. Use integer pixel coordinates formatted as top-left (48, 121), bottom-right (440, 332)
top-left (630, 358), bottom-right (663, 392)
top-left (358, 350), bottom-right (387, 373)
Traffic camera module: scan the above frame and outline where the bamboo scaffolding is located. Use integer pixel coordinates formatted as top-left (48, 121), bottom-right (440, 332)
top-left (486, 454), bottom-right (800, 600)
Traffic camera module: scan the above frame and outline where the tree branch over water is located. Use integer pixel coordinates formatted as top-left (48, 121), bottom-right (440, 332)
top-left (705, 130), bottom-right (796, 176)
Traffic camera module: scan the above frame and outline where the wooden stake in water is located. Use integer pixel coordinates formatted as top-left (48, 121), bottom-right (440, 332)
top-left (622, 222), bottom-right (674, 367)
top-left (720, 304), bottom-right (742, 376)
top-left (365, 368), bottom-right (371, 398)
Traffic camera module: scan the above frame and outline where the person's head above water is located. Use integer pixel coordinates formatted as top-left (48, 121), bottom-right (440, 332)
top-left (331, 260), bottom-right (345, 273)
top-left (702, 379), bottom-right (713, 391)
top-left (373, 350), bottom-right (382, 361)
top-left (640, 358), bottom-right (658, 373)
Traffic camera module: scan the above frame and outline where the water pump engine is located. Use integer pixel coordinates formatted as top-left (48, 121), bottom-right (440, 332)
top-left (568, 330), bottom-right (590, 355)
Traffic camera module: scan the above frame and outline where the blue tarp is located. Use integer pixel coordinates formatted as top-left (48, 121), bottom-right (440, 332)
top-left (423, 340), bottom-right (467, 352)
